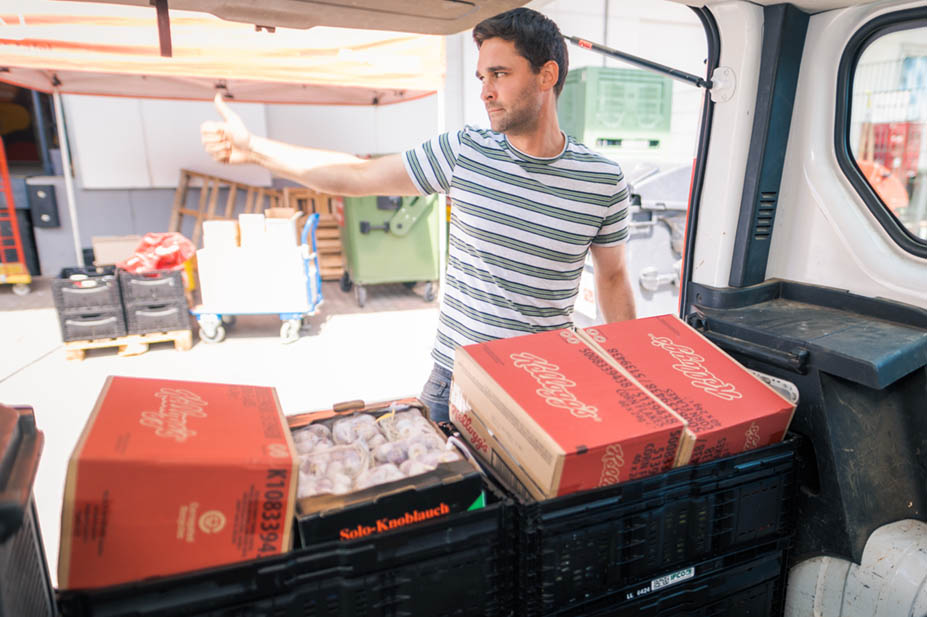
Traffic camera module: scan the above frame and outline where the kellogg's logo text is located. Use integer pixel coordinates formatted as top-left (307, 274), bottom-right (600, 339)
top-left (599, 444), bottom-right (625, 486)
top-left (140, 387), bottom-right (209, 442)
top-left (648, 335), bottom-right (742, 401)
top-left (744, 422), bottom-right (761, 450)
top-left (511, 352), bottom-right (601, 421)
top-left (450, 405), bottom-right (490, 454)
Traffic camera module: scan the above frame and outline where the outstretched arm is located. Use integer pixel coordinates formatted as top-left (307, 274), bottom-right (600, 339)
top-left (200, 94), bottom-right (418, 197)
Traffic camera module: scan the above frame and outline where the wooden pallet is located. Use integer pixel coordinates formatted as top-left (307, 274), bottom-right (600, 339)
top-left (169, 170), bottom-right (283, 246)
top-left (64, 329), bottom-right (193, 361)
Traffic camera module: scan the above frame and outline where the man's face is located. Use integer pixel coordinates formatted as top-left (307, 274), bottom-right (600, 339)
top-left (476, 37), bottom-right (544, 135)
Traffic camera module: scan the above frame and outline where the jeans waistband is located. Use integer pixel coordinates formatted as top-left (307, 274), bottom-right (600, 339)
top-left (433, 363), bottom-right (453, 379)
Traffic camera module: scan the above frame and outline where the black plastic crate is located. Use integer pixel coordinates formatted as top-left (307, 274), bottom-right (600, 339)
top-left (53, 266), bottom-right (122, 312)
top-left (59, 307), bottom-right (127, 342)
top-left (0, 405), bottom-right (56, 617)
top-left (564, 539), bottom-right (788, 617)
top-left (509, 436), bottom-right (798, 617)
top-left (125, 301), bottom-right (192, 335)
top-left (56, 477), bottom-right (514, 617)
top-left (118, 269), bottom-right (186, 306)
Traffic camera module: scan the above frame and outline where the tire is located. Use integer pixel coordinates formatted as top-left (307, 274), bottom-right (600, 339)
top-left (355, 285), bottom-right (367, 308)
top-left (280, 319), bottom-right (301, 344)
top-left (199, 324), bottom-right (226, 343)
top-left (423, 281), bottom-right (437, 302)
top-left (12, 283), bottom-right (30, 296)
top-left (339, 271), bottom-right (353, 292)
top-left (221, 315), bottom-right (237, 327)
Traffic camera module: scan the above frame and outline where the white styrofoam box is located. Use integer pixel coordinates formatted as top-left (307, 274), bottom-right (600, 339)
top-left (201, 220), bottom-right (240, 250)
top-left (238, 214), bottom-right (267, 248)
top-left (265, 217), bottom-right (299, 247)
top-left (196, 246), bottom-right (309, 314)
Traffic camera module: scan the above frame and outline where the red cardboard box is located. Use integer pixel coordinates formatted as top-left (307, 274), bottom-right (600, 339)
top-left (449, 382), bottom-right (543, 502)
top-left (58, 377), bottom-right (298, 589)
top-left (578, 315), bottom-right (796, 465)
top-left (452, 328), bottom-right (690, 500)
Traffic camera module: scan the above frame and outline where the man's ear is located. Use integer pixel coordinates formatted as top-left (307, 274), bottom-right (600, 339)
top-left (539, 60), bottom-right (559, 92)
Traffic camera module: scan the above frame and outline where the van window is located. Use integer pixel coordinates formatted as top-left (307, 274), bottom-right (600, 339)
top-left (848, 24), bottom-right (927, 242)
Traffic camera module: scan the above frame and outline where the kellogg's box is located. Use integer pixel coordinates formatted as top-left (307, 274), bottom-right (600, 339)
top-left (452, 329), bottom-right (691, 501)
top-left (578, 315), bottom-right (796, 465)
top-left (58, 376), bottom-right (298, 589)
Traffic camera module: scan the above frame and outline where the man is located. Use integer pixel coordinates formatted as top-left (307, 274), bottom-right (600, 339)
top-left (201, 8), bottom-right (635, 422)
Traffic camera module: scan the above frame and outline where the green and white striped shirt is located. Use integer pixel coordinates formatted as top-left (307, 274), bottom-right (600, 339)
top-left (403, 126), bottom-right (630, 371)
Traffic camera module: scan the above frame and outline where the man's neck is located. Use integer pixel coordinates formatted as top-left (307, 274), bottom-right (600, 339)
top-left (507, 128), bottom-right (565, 158)
top-left (505, 104), bottom-right (565, 158)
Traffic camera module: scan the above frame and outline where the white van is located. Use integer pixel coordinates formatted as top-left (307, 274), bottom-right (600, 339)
top-left (5, 0), bottom-right (925, 615)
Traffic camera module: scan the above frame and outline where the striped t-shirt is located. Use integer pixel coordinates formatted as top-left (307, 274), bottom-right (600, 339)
top-left (402, 125), bottom-right (630, 372)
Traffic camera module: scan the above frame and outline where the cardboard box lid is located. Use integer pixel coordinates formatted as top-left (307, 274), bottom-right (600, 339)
top-left (286, 398), bottom-right (425, 430)
top-left (91, 235), bottom-right (142, 246)
top-left (579, 315), bottom-right (796, 431)
top-left (458, 329), bottom-right (686, 455)
top-left (265, 207), bottom-right (301, 220)
top-left (73, 376), bottom-right (293, 465)
top-left (91, 235), bottom-right (142, 265)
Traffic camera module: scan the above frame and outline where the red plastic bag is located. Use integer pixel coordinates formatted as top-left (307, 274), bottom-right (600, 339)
top-left (117, 232), bottom-right (195, 273)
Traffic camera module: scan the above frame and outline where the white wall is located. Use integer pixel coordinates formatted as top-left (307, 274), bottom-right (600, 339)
top-left (65, 95), bottom-right (272, 189)
top-left (64, 92), bottom-right (440, 191)
top-left (264, 95), bottom-right (439, 155)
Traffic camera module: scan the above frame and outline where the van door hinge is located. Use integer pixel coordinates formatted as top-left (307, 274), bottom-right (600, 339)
top-left (710, 66), bottom-right (736, 103)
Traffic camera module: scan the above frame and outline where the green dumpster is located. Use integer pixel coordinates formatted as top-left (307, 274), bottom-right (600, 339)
top-left (340, 194), bottom-right (441, 307)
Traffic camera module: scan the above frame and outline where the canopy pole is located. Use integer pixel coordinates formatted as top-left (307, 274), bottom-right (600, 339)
top-left (53, 88), bottom-right (84, 267)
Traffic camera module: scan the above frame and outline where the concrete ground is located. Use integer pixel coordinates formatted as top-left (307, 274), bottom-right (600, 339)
top-left (0, 276), bottom-right (439, 586)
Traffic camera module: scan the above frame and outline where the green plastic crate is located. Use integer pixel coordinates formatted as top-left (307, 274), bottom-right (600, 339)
top-left (558, 66), bottom-right (673, 150)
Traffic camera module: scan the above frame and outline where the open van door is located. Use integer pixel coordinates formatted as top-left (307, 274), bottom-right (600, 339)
top-left (674, 2), bottom-right (926, 614)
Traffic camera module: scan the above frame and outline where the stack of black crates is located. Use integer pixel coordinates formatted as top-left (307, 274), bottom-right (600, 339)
top-left (508, 434), bottom-right (798, 617)
top-left (53, 434), bottom-right (798, 617)
top-left (118, 270), bottom-right (189, 335)
top-left (52, 267), bottom-right (189, 342)
top-left (56, 477), bottom-right (515, 617)
top-left (52, 266), bottom-right (127, 341)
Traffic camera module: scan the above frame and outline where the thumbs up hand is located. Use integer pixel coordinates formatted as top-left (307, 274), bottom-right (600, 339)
top-left (201, 93), bottom-right (251, 164)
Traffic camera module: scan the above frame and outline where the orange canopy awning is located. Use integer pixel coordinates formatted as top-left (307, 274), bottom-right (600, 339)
top-left (0, 1), bottom-right (445, 105)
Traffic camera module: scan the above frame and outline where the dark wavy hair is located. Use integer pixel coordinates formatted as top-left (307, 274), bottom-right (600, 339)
top-left (472, 8), bottom-right (569, 97)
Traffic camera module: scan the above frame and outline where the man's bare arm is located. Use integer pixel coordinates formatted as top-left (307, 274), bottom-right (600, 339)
top-left (589, 243), bottom-right (637, 323)
top-left (201, 94), bottom-right (419, 197)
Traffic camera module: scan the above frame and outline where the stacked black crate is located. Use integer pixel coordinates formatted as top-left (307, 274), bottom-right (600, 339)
top-left (502, 436), bottom-right (800, 617)
top-left (52, 266), bottom-right (127, 341)
top-left (56, 476), bottom-right (515, 617)
top-left (118, 270), bottom-right (191, 335)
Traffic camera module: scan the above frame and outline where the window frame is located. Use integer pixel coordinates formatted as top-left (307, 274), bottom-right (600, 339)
top-left (678, 6), bottom-right (721, 316)
top-left (834, 6), bottom-right (927, 258)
